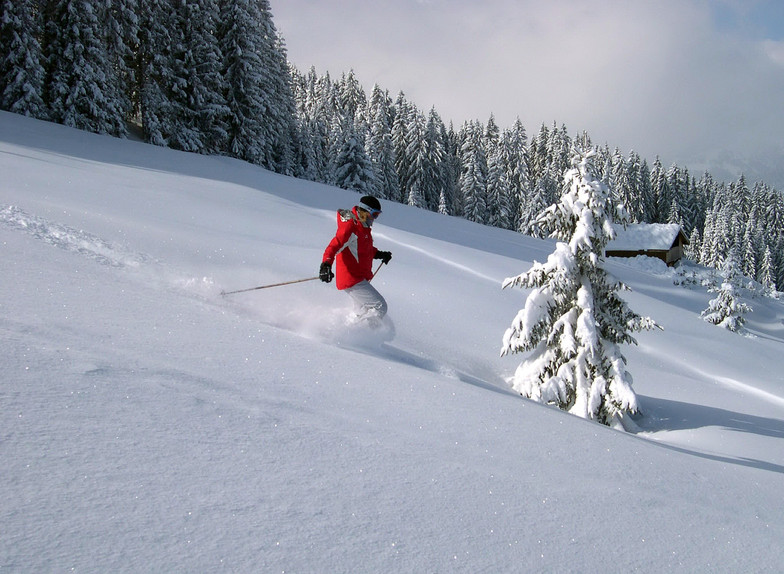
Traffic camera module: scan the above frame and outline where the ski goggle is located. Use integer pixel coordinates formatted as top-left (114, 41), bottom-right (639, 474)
top-left (360, 204), bottom-right (381, 219)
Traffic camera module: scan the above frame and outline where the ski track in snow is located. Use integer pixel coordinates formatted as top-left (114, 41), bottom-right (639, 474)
top-left (1, 204), bottom-right (156, 269)
top-left (0, 204), bottom-right (225, 305)
top-left (374, 231), bottom-right (502, 284)
top-left (703, 372), bottom-right (784, 408)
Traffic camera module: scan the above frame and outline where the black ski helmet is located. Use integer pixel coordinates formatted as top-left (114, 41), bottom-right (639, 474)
top-left (358, 195), bottom-right (381, 213)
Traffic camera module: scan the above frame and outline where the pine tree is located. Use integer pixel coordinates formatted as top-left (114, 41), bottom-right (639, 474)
top-left (501, 148), bottom-right (657, 428)
top-left (759, 246), bottom-right (777, 295)
top-left (391, 92), bottom-right (411, 203)
top-left (526, 124), bottom-right (549, 187)
top-left (366, 84), bottom-right (398, 200)
top-left (299, 67), bottom-right (332, 182)
top-left (741, 216), bottom-right (759, 283)
top-left (219, 0), bottom-right (272, 163)
top-left (440, 122), bottom-right (462, 216)
top-left (421, 107), bottom-right (446, 211)
top-left (519, 164), bottom-right (558, 237)
top-left (686, 227), bottom-right (702, 262)
top-left (484, 113), bottom-right (500, 154)
top-left (649, 157), bottom-right (669, 223)
top-left (333, 118), bottom-right (376, 194)
top-left (336, 69), bottom-right (366, 126)
top-left (404, 108), bottom-right (428, 208)
top-left (667, 198), bottom-right (683, 227)
top-left (701, 249), bottom-right (751, 332)
top-left (166, 0), bottom-right (228, 154)
top-left (500, 119), bottom-right (528, 232)
top-left (251, 2), bottom-right (297, 173)
top-left (624, 152), bottom-right (645, 223)
top-left (104, 0), bottom-right (139, 125)
top-left (459, 121), bottom-right (488, 223)
top-left (42, 0), bottom-right (126, 136)
top-left (0, 0), bottom-right (46, 118)
top-left (486, 145), bottom-right (512, 229)
top-left (694, 172), bottom-right (716, 233)
top-left (138, 0), bottom-right (174, 146)
top-left (610, 148), bottom-right (632, 222)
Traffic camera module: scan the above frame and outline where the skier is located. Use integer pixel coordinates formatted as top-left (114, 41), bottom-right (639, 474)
top-left (320, 195), bottom-right (392, 322)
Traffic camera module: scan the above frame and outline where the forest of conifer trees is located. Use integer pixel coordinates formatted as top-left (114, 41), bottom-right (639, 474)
top-left (2, 0), bottom-right (783, 289)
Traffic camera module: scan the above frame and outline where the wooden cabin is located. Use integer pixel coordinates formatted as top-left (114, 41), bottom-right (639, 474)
top-left (605, 223), bottom-right (689, 266)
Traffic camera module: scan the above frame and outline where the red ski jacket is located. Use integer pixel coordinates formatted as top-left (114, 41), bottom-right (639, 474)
top-left (322, 207), bottom-right (378, 290)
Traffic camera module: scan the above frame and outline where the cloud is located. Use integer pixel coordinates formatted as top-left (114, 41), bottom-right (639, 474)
top-left (274, 0), bottom-right (784, 176)
top-left (764, 39), bottom-right (784, 66)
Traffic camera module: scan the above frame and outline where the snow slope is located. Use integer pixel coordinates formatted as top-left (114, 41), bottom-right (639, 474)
top-left (2, 110), bottom-right (783, 572)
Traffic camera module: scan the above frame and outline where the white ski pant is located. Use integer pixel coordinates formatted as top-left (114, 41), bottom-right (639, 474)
top-left (344, 280), bottom-right (388, 319)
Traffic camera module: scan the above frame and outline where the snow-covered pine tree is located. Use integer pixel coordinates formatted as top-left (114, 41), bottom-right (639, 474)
top-left (166, 0), bottom-right (228, 154)
top-left (441, 122), bottom-right (462, 216)
top-left (499, 119), bottom-right (528, 232)
top-left (610, 148), bottom-right (631, 221)
top-left (246, 0), bottom-right (297, 174)
top-left (525, 124), bottom-right (549, 187)
top-left (0, 0), bottom-right (46, 118)
top-left (43, 0), bottom-right (126, 136)
top-left (686, 227), bottom-right (702, 262)
top-left (404, 108), bottom-right (428, 208)
top-left (459, 120), bottom-right (488, 224)
top-left (741, 215), bottom-right (759, 283)
top-left (501, 147), bottom-right (657, 428)
top-left (759, 246), bottom-right (777, 296)
top-left (333, 118), bottom-right (377, 195)
top-left (649, 156), bottom-right (669, 223)
top-left (298, 67), bottom-right (333, 182)
top-left (138, 0), bottom-right (174, 147)
top-left (486, 144), bottom-right (511, 229)
top-left (701, 248), bottom-right (751, 332)
top-left (366, 84), bottom-right (398, 200)
top-left (337, 69), bottom-right (367, 127)
top-left (519, 164), bottom-right (558, 237)
top-left (666, 164), bottom-right (685, 226)
top-left (667, 198), bottom-right (683, 227)
top-left (104, 0), bottom-right (139, 127)
top-left (484, 113), bottom-right (500, 152)
top-left (219, 0), bottom-right (272, 164)
top-left (694, 171), bottom-right (716, 233)
top-left (422, 107), bottom-right (447, 211)
top-left (391, 92), bottom-right (412, 203)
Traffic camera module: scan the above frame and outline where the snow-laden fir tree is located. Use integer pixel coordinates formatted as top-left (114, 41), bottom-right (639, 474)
top-left (759, 246), bottom-right (777, 296)
top-left (501, 148), bottom-right (657, 428)
top-left (43, 0), bottom-right (126, 136)
top-left (219, 0), bottom-right (274, 164)
top-left (0, 0), bottom-right (46, 118)
top-left (422, 108), bottom-right (447, 211)
top-left (404, 108), bottom-right (428, 208)
top-left (366, 84), bottom-right (398, 200)
top-left (333, 118), bottom-right (376, 194)
top-left (701, 248), bottom-right (751, 332)
top-left (166, 0), bottom-right (227, 154)
top-left (459, 121), bottom-right (488, 224)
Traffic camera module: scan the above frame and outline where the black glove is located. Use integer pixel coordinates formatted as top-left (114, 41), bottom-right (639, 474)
top-left (319, 262), bottom-right (334, 283)
top-left (374, 250), bottom-right (392, 264)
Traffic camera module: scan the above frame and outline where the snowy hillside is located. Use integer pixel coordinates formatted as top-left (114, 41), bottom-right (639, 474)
top-left (2, 110), bottom-right (784, 572)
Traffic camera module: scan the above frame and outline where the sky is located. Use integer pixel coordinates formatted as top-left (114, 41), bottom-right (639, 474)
top-left (273, 0), bottom-right (784, 180)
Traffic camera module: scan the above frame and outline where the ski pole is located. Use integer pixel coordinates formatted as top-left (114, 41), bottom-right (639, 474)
top-left (371, 260), bottom-right (385, 279)
top-left (221, 276), bottom-right (319, 296)
top-left (221, 261), bottom-right (386, 296)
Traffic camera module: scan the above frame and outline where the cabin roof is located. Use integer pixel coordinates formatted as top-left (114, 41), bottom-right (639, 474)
top-left (607, 223), bottom-right (686, 252)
